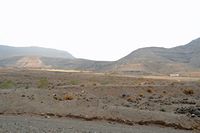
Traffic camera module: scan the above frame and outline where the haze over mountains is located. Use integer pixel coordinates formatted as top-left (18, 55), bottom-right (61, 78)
top-left (0, 45), bottom-right (74, 59)
top-left (0, 37), bottom-right (200, 75)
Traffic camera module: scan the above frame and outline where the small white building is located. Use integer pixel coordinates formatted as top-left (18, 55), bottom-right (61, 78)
top-left (169, 74), bottom-right (180, 77)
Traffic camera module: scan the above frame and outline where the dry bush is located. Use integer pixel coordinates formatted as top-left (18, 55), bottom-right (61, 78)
top-left (160, 108), bottom-right (166, 112)
top-left (147, 89), bottom-right (153, 93)
top-left (63, 94), bottom-right (74, 100)
top-left (139, 93), bottom-right (144, 98)
top-left (37, 78), bottom-right (48, 89)
top-left (0, 80), bottom-right (15, 89)
top-left (127, 96), bottom-right (135, 102)
top-left (183, 89), bottom-right (194, 95)
top-left (70, 80), bottom-right (79, 85)
top-left (80, 84), bottom-right (85, 87)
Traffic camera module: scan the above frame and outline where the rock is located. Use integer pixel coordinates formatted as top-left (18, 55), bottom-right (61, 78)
top-left (121, 93), bottom-right (130, 98)
top-left (45, 115), bottom-right (51, 119)
top-left (191, 114), bottom-right (195, 118)
top-left (175, 106), bottom-right (200, 117)
top-left (122, 103), bottom-right (131, 107)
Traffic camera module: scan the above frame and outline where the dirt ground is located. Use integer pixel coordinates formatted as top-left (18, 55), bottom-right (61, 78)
top-left (0, 115), bottom-right (193, 133)
top-left (0, 68), bottom-right (200, 132)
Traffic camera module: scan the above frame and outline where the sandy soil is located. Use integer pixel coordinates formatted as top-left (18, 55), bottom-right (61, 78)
top-left (0, 115), bottom-right (193, 133)
top-left (0, 69), bottom-right (200, 132)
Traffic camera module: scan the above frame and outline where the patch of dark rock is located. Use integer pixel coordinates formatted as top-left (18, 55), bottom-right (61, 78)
top-left (21, 94), bottom-right (26, 97)
top-left (121, 93), bottom-right (130, 98)
top-left (175, 106), bottom-right (200, 117)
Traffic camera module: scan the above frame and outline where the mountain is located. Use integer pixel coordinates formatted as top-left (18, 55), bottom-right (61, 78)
top-left (0, 38), bottom-right (200, 75)
top-left (0, 45), bottom-right (74, 59)
top-left (40, 57), bottom-right (112, 71)
top-left (0, 45), bottom-right (111, 69)
top-left (0, 45), bottom-right (75, 68)
top-left (111, 38), bottom-right (200, 75)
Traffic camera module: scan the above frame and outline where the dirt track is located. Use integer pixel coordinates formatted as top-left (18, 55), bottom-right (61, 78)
top-left (0, 115), bottom-right (193, 133)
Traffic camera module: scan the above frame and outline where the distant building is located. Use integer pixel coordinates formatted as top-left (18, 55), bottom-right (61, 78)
top-left (169, 74), bottom-right (179, 77)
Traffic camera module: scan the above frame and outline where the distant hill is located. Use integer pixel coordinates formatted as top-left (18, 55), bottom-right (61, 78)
top-left (111, 38), bottom-right (200, 75)
top-left (0, 38), bottom-right (200, 75)
top-left (0, 45), bottom-right (74, 59)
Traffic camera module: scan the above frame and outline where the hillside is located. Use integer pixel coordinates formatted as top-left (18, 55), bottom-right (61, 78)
top-left (112, 38), bottom-right (200, 75)
top-left (0, 45), bottom-right (74, 59)
top-left (0, 38), bottom-right (200, 75)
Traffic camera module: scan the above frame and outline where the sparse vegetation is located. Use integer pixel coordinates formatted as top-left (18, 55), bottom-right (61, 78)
top-left (25, 85), bottom-right (29, 89)
top-left (160, 108), bottom-right (166, 112)
top-left (147, 89), bottom-right (153, 93)
top-left (127, 97), bottom-right (135, 102)
top-left (0, 80), bottom-right (15, 89)
top-left (0, 69), bottom-right (200, 131)
top-left (69, 80), bottom-right (79, 85)
top-left (101, 81), bottom-right (110, 85)
top-left (80, 84), bottom-right (85, 87)
top-left (63, 94), bottom-right (74, 100)
top-left (183, 89), bottom-right (194, 95)
top-left (38, 78), bottom-right (48, 89)
top-left (139, 93), bottom-right (144, 98)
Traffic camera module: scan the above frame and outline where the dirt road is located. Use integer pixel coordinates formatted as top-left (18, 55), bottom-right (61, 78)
top-left (0, 115), bottom-right (193, 133)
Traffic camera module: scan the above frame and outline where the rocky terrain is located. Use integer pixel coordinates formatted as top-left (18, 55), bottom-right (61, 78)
top-left (0, 69), bottom-right (199, 132)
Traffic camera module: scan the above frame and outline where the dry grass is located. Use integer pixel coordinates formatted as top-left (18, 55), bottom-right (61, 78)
top-left (69, 80), bottom-right (79, 85)
top-left (63, 94), bottom-right (74, 100)
top-left (127, 97), bottom-right (135, 102)
top-left (139, 93), bottom-right (144, 98)
top-left (80, 84), bottom-right (85, 87)
top-left (147, 89), bottom-right (153, 93)
top-left (183, 89), bottom-right (194, 95)
top-left (0, 80), bottom-right (15, 89)
top-left (37, 78), bottom-right (48, 89)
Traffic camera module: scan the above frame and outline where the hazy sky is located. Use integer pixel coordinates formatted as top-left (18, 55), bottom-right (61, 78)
top-left (0, 0), bottom-right (200, 61)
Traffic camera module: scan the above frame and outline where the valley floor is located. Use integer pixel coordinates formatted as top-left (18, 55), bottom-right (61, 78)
top-left (0, 115), bottom-right (192, 133)
top-left (0, 69), bottom-right (200, 132)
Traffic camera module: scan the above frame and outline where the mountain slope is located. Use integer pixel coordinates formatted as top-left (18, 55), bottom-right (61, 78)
top-left (0, 45), bottom-right (74, 59)
top-left (0, 38), bottom-right (200, 75)
top-left (112, 38), bottom-right (200, 74)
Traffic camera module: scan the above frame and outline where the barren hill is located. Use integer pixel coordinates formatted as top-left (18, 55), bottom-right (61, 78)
top-left (0, 38), bottom-right (200, 75)
top-left (0, 45), bottom-right (74, 59)
top-left (110, 38), bottom-right (200, 75)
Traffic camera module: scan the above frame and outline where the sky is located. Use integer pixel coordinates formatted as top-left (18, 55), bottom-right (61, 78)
top-left (0, 0), bottom-right (200, 61)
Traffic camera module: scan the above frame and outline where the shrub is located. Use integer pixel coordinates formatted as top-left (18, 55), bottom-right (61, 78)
top-left (0, 80), bottom-right (15, 89)
top-left (147, 89), bottom-right (153, 93)
top-left (101, 81), bottom-right (110, 85)
top-left (25, 85), bottom-right (29, 89)
top-left (139, 93), bottom-right (144, 98)
top-left (38, 78), bottom-right (48, 89)
top-left (80, 84), bottom-right (85, 87)
top-left (183, 89), bottom-right (194, 95)
top-left (127, 97), bottom-right (135, 102)
top-left (160, 108), bottom-right (166, 112)
top-left (63, 94), bottom-right (74, 100)
top-left (70, 80), bottom-right (79, 85)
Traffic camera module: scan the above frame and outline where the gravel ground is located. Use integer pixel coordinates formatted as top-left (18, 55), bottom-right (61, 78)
top-left (0, 115), bottom-right (193, 133)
